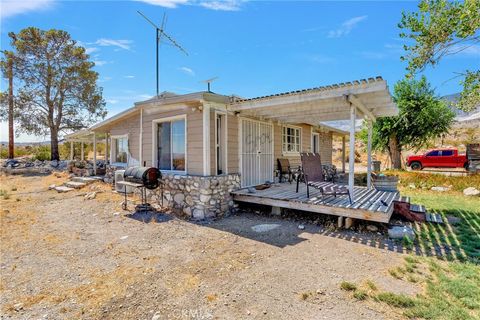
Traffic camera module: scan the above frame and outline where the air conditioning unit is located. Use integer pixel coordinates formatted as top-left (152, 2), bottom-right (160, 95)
top-left (115, 170), bottom-right (133, 194)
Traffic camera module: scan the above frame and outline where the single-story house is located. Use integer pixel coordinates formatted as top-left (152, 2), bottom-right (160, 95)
top-left (66, 77), bottom-right (397, 219)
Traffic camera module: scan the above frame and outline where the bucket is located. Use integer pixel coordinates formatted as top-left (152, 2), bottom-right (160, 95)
top-left (372, 160), bottom-right (381, 172)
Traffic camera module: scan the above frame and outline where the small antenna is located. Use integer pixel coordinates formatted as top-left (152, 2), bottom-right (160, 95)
top-left (137, 11), bottom-right (188, 96)
top-left (201, 77), bottom-right (219, 92)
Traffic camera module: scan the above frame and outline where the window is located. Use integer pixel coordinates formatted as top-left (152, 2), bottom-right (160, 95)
top-left (282, 126), bottom-right (301, 153)
top-left (441, 150), bottom-right (454, 156)
top-left (156, 118), bottom-right (186, 171)
top-left (216, 113), bottom-right (227, 175)
top-left (427, 150), bottom-right (439, 156)
top-left (113, 137), bottom-right (128, 163)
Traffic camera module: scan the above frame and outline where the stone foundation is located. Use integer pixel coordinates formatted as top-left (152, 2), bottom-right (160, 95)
top-left (145, 173), bottom-right (241, 220)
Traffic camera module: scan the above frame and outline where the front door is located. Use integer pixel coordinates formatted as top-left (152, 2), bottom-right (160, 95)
top-left (240, 119), bottom-right (274, 187)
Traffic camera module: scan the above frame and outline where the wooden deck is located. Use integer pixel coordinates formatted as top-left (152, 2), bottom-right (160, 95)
top-left (232, 183), bottom-right (400, 223)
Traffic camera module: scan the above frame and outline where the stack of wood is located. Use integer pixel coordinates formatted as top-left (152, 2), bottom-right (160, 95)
top-left (467, 144), bottom-right (480, 173)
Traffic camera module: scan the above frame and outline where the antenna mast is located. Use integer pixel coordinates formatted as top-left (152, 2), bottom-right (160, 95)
top-left (137, 11), bottom-right (188, 96)
top-left (201, 77), bottom-right (219, 92)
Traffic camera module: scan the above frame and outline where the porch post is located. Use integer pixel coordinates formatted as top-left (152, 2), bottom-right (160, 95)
top-left (105, 133), bottom-right (109, 164)
top-left (348, 104), bottom-right (356, 201)
top-left (93, 134), bottom-right (97, 175)
top-left (341, 136), bottom-right (346, 173)
top-left (367, 120), bottom-right (373, 189)
top-left (70, 141), bottom-right (74, 160)
top-left (202, 104), bottom-right (211, 176)
top-left (81, 142), bottom-right (84, 160)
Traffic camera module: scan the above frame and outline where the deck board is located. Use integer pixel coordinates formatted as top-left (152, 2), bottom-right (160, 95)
top-left (232, 183), bottom-right (398, 223)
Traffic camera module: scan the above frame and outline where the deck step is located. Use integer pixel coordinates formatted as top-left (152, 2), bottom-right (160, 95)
top-left (71, 177), bottom-right (97, 184)
top-left (395, 196), bottom-right (410, 204)
top-left (410, 204), bottom-right (426, 214)
top-left (426, 213), bottom-right (444, 224)
top-left (64, 181), bottom-right (87, 189)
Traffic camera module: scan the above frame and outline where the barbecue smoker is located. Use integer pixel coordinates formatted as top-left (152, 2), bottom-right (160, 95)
top-left (121, 166), bottom-right (162, 211)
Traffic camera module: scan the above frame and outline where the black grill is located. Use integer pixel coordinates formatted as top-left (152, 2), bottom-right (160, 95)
top-left (124, 166), bottom-right (161, 190)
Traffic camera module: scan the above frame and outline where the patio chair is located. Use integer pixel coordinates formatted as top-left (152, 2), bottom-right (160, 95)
top-left (276, 158), bottom-right (295, 183)
top-left (296, 152), bottom-right (352, 203)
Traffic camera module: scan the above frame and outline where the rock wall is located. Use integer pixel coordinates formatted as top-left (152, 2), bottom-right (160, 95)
top-left (145, 173), bottom-right (241, 220)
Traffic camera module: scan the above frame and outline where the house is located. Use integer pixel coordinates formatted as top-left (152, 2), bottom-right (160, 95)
top-left (66, 77), bottom-right (398, 220)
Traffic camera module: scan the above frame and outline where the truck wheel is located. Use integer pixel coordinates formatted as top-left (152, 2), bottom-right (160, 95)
top-left (410, 162), bottom-right (422, 170)
top-left (464, 162), bottom-right (469, 171)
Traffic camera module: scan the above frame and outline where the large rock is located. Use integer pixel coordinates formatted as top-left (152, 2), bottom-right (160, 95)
top-left (463, 187), bottom-right (480, 197)
top-left (388, 226), bottom-right (415, 241)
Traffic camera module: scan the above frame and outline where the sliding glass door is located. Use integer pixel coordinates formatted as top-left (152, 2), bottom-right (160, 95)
top-left (157, 118), bottom-right (186, 171)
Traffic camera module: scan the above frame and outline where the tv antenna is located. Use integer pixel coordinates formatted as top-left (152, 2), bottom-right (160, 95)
top-left (137, 11), bottom-right (188, 96)
top-left (201, 77), bottom-right (218, 92)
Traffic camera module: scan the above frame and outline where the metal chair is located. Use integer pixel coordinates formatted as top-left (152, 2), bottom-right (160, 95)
top-left (296, 152), bottom-right (351, 203)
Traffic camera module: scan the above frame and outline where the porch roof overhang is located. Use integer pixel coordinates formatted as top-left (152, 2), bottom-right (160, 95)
top-left (228, 77), bottom-right (398, 124)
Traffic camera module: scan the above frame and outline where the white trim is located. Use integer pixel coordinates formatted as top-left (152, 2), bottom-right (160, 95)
top-left (214, 110), bottom-right (228, 175)
top-left (110, 134), bottom-right (129, 165)
top-left (203, 104), bottom-right (211, 176)
top-left (281, 124), bottom-right (302, 155)
top-left (151, 114), bottom-right (187, 174)
top-left (139, 108), bottom-right (143, 165)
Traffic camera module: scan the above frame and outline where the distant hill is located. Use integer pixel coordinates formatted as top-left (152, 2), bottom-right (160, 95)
top-left (442, 93), bottom-right (480, 123)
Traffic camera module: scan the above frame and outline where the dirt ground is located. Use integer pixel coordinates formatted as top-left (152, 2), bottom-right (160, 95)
top-left (0, 173), bottom-right (420, 320)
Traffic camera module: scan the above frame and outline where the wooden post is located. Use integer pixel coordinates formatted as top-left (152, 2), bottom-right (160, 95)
top-left (70, 141), bottom-right (74, 160)
top-left (105, 133), bottom-right (109, 164)
top-left (348, 104), bottom-right (356, 201)
top-left (7, 53), bottom-right (14, 159)
top-left (93, 134), bottom-right (97, 175)
top-left (81, 142), bottom-right (84, 160)
top-left (342, 136), bottom-right (346, 173)
top-left (367, 119), bottom-right (373, 189)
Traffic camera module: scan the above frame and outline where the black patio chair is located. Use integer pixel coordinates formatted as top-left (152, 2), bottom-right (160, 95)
top-left (296, 152), bottom-right (352, 203)
top-left (276, 158), bottom-right (295, 183)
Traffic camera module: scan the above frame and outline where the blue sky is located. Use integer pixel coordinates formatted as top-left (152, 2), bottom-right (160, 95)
top-left (1, 0), bottom-right (478, 142)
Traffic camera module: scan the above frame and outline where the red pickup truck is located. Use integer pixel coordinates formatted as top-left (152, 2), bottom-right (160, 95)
top-left (407, 149), bottom-right (468, 170)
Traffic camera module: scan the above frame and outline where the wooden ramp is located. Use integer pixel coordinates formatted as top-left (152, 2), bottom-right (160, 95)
top-left (232, 183), bottom-right (399, 223)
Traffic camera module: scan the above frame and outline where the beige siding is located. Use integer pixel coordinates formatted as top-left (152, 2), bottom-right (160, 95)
top-left (109, 113), bottom-right (141, 164)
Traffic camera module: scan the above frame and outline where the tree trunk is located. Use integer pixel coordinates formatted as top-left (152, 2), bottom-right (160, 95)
top-left (50, 127), bottom-right (60, 161)
top-left (8, 55), bottom-right (14, 159)
top-left (388, 134), bottom-right (402, 169)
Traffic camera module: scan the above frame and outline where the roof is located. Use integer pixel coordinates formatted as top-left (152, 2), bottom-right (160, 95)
top-left (229, 76), bottom-right (398, 123)
top-left (230, 76), bottom-right (386, 103)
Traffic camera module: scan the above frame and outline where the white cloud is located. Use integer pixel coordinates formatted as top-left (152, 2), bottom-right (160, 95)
top-left (106, 99), bottom-right (119, 104)
top-left (137, 0), bottom-right (244, 11)
top-left (85, 47), bottom-right (99, 54)
top-left (135, 0), bottom-right (189, 8)
top-left (199, 0), bottom-right (242, 11)
top-left (179, 67), bottom-right (195, 76)
top-left (93, 60), bottom-right (108, 66)
top-left (0, 0), bottom-right (55, 18)
top-left (328, 15), bottom-right (367, 38)
top-left (124, 75), bottom-right (136, 79)
top-left (95, 39), bottom-right (133, 51)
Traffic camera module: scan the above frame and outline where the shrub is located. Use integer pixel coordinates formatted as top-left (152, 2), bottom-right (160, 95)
top-left (340, 281), bottom-right (357, 291)
top-left (375, 292), bottom-right (416, 308)
top-left (353, 290), bottom-right (368, 300)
